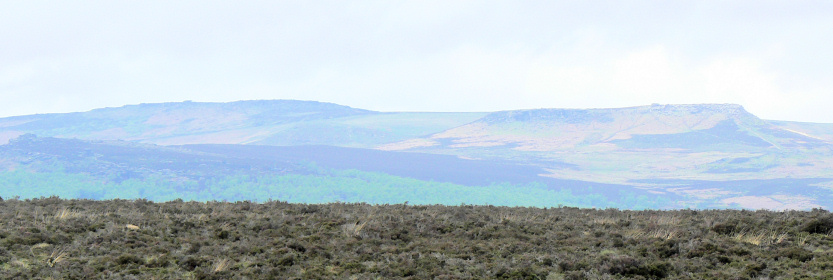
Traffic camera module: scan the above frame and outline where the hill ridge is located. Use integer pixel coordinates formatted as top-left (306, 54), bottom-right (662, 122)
top-left (2, 100), bottom-right (833, 209)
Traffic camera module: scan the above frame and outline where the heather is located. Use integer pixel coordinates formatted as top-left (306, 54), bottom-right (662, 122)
top-left (1, 198), bottom-right (832, 279)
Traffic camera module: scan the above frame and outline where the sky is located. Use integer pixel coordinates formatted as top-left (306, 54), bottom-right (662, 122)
top-left (1, 1), bottom-right (832, 122)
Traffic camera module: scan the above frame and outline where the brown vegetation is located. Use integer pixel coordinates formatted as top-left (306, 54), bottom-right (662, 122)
top-left (0, 197), bottom-right (832, 279)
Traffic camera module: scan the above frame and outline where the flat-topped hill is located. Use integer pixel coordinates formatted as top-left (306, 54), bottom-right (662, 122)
top-left (2, 100), bottom-right (833, 210)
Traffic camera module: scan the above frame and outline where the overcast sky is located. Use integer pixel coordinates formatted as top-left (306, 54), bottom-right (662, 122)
top-left (2, 1), bottom-right (832, 122)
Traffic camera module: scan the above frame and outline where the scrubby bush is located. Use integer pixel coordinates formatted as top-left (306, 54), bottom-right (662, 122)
top-left (801, 215), bottom-right (833, 234)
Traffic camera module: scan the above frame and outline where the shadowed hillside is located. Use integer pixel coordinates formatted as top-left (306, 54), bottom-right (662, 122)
top-left (3, 135), bottom-right (833, 209)
top-left (0, 135), bottom-right (670, 209)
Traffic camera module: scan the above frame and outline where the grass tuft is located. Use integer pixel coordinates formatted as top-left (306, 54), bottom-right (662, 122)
top-left (341, 221), bottom-right (368, 238)
top-left (46, 247), bottom-right (69, 268)
top-left (212, 258), bottom-right (231, 273)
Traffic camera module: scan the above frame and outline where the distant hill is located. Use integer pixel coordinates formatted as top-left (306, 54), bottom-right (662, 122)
top-left (3, 101), bottom-right (829, 153)
top-left (382, 104), bottom-right (829, 151)
top-left (0, 100), bottom-right (485, 147)
top-left (765, 120), bottom-right (833, 142)
top-left (381, 104), bottom-right (833, 187)
top-left (2, 100), bottom-right (833, 209)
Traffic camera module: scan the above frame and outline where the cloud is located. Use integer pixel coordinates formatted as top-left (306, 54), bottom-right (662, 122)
top-left (1, 1), bottom-right (831, 122)
top-left (278, 37), bottom-right (788, 113)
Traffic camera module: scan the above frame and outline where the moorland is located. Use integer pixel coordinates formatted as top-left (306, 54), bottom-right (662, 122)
top-left (2, 100), bottom-right (833, 278)
top-left (2, 198), bottom-right (833, 279)
top-left (2, 100), bottom-right (833, 210)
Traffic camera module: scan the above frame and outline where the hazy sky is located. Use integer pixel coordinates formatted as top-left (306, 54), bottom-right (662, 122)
top-left (2, 1), bottom-right (832, 122)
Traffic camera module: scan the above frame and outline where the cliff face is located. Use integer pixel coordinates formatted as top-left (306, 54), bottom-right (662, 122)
top-left (480, 104), bottom-right (751, 125)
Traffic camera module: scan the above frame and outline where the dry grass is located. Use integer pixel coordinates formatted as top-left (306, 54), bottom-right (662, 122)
top-left (498, 212), bottom-right (542, 223)
top-left (622, 227), bottom-right (678, 240)
top-left (45, 247), bottom-right (69, 267)
top-left (651, 215), bottom-right (681, 226)
top-left (733, 231), bottom-right (766, 246)
top-left (592, 217), bottom-right (618, 226)
top-left (623, 228), bottom-right (646, 239)
top-left (797, 232), bottom-right (810, 247)
top-left (499, 213), bottom-right (517, 222)
top-left (341, 221), bottom-right (368, 238)
top-left (54, 208), bottom-right (81, 220)
top-left (732, 230), bottom-right (788, 246)
top-left (10, 260), bottom-right (29, 269)
top-left (30, 243), bottom-right (51, 251)
top-left (649, 228), bottom-right (678, 240)
top-left (212, 258), bottom-right (231, 273)
top-left (768, 230), bottom-right (789, 245)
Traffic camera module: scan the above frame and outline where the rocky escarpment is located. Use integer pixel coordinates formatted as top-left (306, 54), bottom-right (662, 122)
top-left (480, 103), bottom-right (756, 125)
top-left (426, 104), bottom-right (768, 150)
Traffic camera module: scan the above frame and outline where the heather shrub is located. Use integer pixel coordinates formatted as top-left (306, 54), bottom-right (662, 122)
top-left (801, 215), bottom-right (833, 234)
top-left (0, 198), bottom-right (830, 278)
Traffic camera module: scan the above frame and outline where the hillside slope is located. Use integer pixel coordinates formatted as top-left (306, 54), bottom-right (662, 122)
top-left (379, 104), bottom-right (833, 184)
top-left (0, 100), bottom-right (485, 147)
top-left (3, 135), bottom-right (831, 209)
top-left (382, 104), bottom-right (829, 152)
top-left (2, 101), bottom-right (833, 209)
top-left (0, 135), bottom-right (671, 208)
